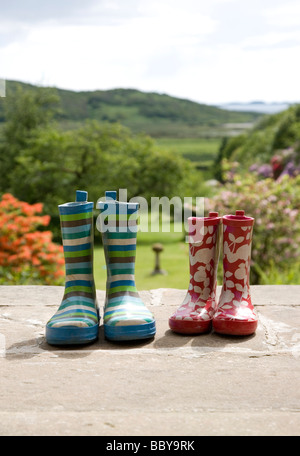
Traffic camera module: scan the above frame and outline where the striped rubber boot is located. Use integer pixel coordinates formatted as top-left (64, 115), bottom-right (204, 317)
top-left (97, 191), bottom-right (156, 341)
top-left (46, 190), bottom-right (99, 345)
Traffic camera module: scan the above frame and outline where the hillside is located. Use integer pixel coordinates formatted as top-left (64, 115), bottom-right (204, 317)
top-left (0, 80), bottom-right (261, 138)
top-left (217, 103), bottom-right (300, 171)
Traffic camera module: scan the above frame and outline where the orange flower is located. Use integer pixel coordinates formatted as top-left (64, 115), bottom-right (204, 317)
top-left (32, 202), bottom-right (43, 213)
top-left (41, 215), bottom-right (50, 226)
top-left (31, 256), bottom-right (41, 266)
top-left (0, 193), bottom-right (64, 284)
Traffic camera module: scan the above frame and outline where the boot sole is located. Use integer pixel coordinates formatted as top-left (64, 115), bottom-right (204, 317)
top-left (104, 321), bottom-right (156, 341)
top-left (213, 319), bottom-right (258, 336)
top-left (46, 323), bottom-right (99, 345)
top-left (169, 318), bottom-right (212, 335)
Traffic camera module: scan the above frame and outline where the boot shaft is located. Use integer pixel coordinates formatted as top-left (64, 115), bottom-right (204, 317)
top-left (187, 212), bottom-right (222, 301)
top-left (59, 190), bottom-right (96, 299)
top-left (97, 191), bottom-right (139, 300)
top-left (222, 210), bottom-right (254, 293)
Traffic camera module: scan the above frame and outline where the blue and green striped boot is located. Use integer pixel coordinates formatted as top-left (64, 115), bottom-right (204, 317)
top-left (46, 190), bottom-right (99, 345)
top-left (97, 191), bottom-right (156, 341)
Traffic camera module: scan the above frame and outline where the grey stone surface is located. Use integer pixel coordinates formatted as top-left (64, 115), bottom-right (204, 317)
top-left (0, 285), bottom-right (299, 436)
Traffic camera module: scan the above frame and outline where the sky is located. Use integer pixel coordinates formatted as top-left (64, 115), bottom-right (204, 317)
top-left (0, 0), bottom-right (300, 105)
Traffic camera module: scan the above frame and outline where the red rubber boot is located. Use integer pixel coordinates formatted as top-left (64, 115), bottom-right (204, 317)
top-left (169, 212), bottom-right (222, 334)
top-left (213, 210), bottom-right (258, 336)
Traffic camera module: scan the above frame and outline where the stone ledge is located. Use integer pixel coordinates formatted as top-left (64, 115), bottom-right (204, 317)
top-left (0, 285), bottom-right (299, 436)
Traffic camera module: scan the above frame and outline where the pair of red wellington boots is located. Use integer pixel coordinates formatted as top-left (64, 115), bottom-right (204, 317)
top-left (169, 210), bottom-right (258, 336)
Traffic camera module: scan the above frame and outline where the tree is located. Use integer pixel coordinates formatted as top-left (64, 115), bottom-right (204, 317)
top-left (0, 86), bottom-right (200, 226)
top-left (0, 84), bottom-right (60, 191)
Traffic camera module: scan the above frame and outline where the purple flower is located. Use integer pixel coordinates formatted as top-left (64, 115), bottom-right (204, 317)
top-left (257, 164), bottom-right (273, 178)
top-left (279, 161), bottom-right (300, 179)
top-left (249, 164), bottom-right (259, 172)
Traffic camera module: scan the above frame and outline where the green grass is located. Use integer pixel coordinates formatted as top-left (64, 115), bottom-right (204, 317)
top-left (253, 260), bottom-right (300, 285)
top-left (155, 137), bottom-right (221, 171)
top-left (94, 223), bottom-right (190, 291)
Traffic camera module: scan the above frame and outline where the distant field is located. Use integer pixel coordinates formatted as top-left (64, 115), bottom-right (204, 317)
top-left (155, 137), bottom-right (221, 171)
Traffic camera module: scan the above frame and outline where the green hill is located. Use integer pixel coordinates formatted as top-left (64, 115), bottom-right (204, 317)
top-left (0, 80), bottom-right (261, 138)
top-left (218, 103), bottom-right (300, 169)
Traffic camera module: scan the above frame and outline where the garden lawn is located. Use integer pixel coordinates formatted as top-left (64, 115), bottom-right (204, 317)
top-left (93, 225), bottom-right (190, 291)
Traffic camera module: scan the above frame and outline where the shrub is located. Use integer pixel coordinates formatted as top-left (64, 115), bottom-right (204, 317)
top-left (0, 193), bottom-right (64, 285)
top-left (206, 174), bottom-right (300, 284)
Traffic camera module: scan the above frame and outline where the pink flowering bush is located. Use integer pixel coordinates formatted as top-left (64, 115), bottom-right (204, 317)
top-left (207, 174), bottom-right (300, 284)
top-left (249, 146), bottom-right (300, 181)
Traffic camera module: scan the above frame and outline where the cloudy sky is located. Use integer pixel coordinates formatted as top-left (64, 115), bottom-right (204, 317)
top-left (0, 0), bottom-right (300, 104)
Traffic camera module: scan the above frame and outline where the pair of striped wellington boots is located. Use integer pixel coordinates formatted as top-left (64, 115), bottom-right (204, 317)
top-left (46, 190), bottom-right (155, 345)
top-left (46, 191), bottom-right (257, 345)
